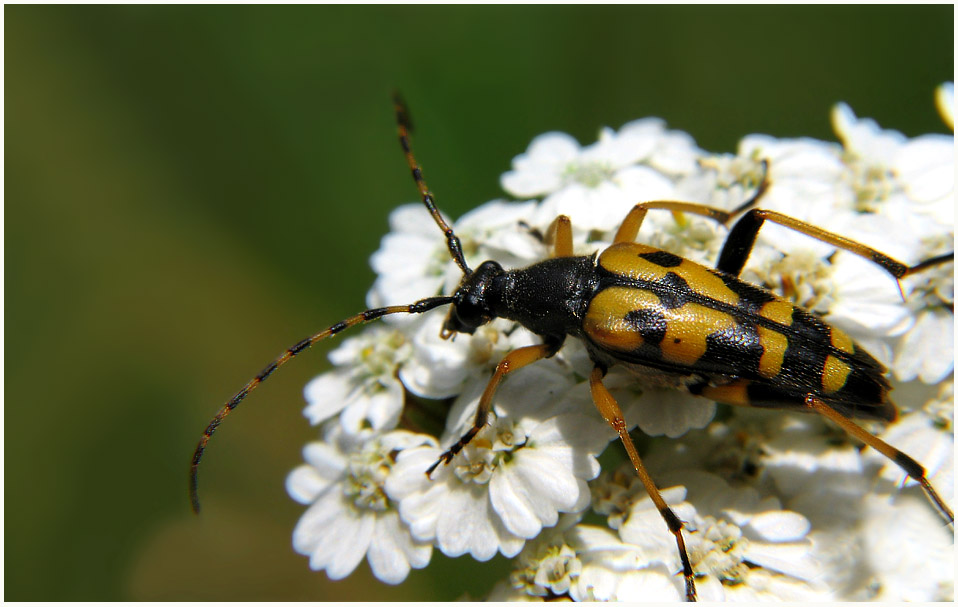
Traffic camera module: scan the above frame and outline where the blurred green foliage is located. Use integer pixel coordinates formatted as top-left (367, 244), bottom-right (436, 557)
top-left (5, 4), bottom-right (951, 601)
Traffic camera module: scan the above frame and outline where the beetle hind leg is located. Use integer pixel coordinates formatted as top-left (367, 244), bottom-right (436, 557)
top-left (716, 208), bottom-right (954, 280)
top-left (589, 366), bottom-right (698, 601)
top-left (805, 394), bottom-right (954, 524)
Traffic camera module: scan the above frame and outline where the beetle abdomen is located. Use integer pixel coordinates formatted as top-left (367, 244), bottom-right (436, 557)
top-left (583, 242), bottom-right (894, 421)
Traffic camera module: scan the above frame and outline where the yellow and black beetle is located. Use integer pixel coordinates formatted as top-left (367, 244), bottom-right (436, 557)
top-left (191, 95), bottom-right (954, 601)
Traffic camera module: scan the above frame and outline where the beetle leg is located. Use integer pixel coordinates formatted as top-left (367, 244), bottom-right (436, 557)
top-left (804, 394), bottom-right (954, 524)
top-left (426, 340), bottom-right (561, 476)
top-left (717, 208), bottom-right (954, 280)
top-left (613, 167), bottom-right (771, 245)
top-left (589, 366), bottom-right (698, 601)
top-left (614, 201), bottom-right (733, 245)
top-left (545, 214), bottom-right (574, 258)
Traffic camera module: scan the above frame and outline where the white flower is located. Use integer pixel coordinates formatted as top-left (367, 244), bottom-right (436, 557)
top-left (385, 408), bottom-right (610, 561)
top-left (892, 237), bottom-right (955, 383)
top-left (737, 134), bottom-right (847, 226)
top-left (501, 120), bottom-right (701, 235)
top-left (367, 203), bottom-right (457, 309)
top-left (617, 469), bottom-right (830, 601)
top-left (832, 102), bottom-right (954, 226)
top-left (860, 493), bottom-right (955, 601)
top-left (550, 367), bottom-right (717, 441)
top-left (399, 314), bottom-right (538, 400)
top-left (529, 164), bottom-right (677, 236)
top-left (302, 325), bottom-right (411, 438)
top-left (286, 426), bottom-right (436, 584)
top-left (369, 200), bottom-right (544, 312)
top-left (499, 517), bottom-right (681, 601)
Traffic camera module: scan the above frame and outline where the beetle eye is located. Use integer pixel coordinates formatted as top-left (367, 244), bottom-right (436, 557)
top-left (455, 302), bottom-right (485, 329)
top-left (441, 302), bottom-right (484, 335)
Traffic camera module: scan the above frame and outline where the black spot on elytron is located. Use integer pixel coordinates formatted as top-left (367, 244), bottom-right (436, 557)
top-left (787, 307), bottom-right (832, 348)
top-left (702, 322), bottom-right (763, 376)
top-left (655, 272), bottom-right (691, 309)
top-left (718, 273), bottom-right (776, 313)
top-left (640, 250), bottom-right (684, 268)
top-left (625, 308), bottom-right (667, 345)
top-left (673, 338), bottom-right (681, 344)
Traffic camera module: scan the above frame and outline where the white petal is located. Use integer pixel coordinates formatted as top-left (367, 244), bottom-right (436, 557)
top-left (338, 378), bottom-right (403, 436)
top-left (742, 540), bottom-right (819, 581)
top-left (501, 132), bottom-right (582, 197)
top-left (490, 450), bottom-right (583, 537)
top-left (435, 484), bottom-right (504, 560)
top-left (745, 510), bottom-right (810, 542)
top-left (286, 464), bottom-right (330, 505)
top-left (863, 493), bottom-right (955, 601)
top-left (894, 309), bottom-right (954, 383)
top-left (894, 134), bottom-right (954, 206)
top-left (627, 387), bottom-right (716, 438)
top-left (692, 575), bottom-right (726, 601)
top-left (301, 441), bottom-right (347, 479)
top-left (613, 566), bottom-right (683, 602)
top-left (649, 130), bottom-right (700, 176)
top-left (831, 102), bottom-right (905, 164)
top-left (292, 489), bottom-right (350, 555)
top-left (366, 510), bottom-right (430, 584)
top-left (322, 511), bottom-right (376, 579)
top-left (302, 371), bottom-right (352, 426)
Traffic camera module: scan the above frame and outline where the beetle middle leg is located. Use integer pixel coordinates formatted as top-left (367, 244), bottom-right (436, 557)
top-left (613, 200), bottom-right (733, 245)
top-left (804, 394), bottom-right (954, 524)
top-left (612, 168), bottom-right (771, 245)
top-left (426, 339), bottom-right (562, 476)
top-left (589, 365), bottom-right (698, 601)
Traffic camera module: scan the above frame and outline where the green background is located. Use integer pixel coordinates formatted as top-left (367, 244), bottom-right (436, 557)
top-left (5, 5), bottom-right (952, 601)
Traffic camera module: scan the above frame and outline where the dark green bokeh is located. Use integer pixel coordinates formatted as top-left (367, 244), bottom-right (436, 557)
top-left (5, 5), bottom-right (952, 601)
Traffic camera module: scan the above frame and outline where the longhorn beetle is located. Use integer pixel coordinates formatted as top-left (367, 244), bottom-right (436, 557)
top-left (191, 95), bottom-right (954, 601)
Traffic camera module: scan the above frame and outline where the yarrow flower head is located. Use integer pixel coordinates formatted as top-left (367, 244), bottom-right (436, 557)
top-left (286, 425), bottom-right (436, 583)
top-left (285, 85), bottom-right (954, 600)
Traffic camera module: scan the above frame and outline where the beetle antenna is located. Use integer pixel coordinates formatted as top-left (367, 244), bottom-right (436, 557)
top-left (189, 295), bottom-right (454, 514)
top-left (393, 92), bottom-right (472, 276)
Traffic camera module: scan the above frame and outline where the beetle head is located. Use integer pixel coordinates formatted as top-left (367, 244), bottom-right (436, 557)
top-left (442, 260), bottom-right (504, 337)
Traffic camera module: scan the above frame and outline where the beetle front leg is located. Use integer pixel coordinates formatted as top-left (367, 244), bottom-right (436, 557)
top-left (589, 365), bottom-right (698, 601)
top-left (426, 340), bottom-right (561, 476)
top-left (545, 214), bottom-right (574, 258)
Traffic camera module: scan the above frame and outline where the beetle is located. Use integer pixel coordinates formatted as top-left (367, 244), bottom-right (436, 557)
top-left (190, 95), bottom-right (954, 601)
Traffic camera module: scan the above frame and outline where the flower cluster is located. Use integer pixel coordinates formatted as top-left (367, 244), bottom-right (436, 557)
top-left (286, 84), bottom-right (954, 600)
